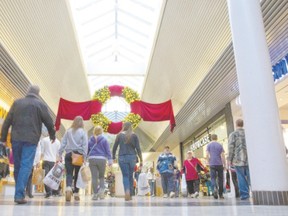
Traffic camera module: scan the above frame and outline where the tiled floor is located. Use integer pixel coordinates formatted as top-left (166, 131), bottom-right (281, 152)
top-left (0, 195), bottom-right (287, 216)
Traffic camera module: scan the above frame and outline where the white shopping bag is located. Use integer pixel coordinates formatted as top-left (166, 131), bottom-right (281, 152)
top-left (181, 173), bottom-right (187, 196)
top-left (76, 165), bottom-right (89, 189)
top-left (43, 162), bottom-right (65, 190)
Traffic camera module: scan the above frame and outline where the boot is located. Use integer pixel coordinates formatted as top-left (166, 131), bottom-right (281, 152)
top-left (65, 187), bottom-right (73, 202)
top-left (74, 193), bottom-right (80, 201)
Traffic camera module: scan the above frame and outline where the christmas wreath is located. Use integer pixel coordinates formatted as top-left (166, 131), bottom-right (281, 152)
top-left (91, 85), bottom-right (142, 132)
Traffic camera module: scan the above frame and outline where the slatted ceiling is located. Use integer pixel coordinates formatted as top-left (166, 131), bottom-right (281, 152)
top-left (149, 0), bottom-right (288, 151)
top-left (0, 0), bottom-right (287, 152)
top-left (0, 0), bottom-right (91, 114)
top-left (140, 0), bottom-right (232, 140)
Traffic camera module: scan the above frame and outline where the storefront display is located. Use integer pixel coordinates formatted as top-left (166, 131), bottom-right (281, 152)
top-left (182, 114), bottom-right (228, 164)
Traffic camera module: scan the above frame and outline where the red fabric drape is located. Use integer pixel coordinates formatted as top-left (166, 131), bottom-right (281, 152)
top-left (109, 85), bottom-right (124, 96)
top-left (131, 100), bottom-right (176, 132)
top-left (55, 98), bottom-right (102, 130)
top-left (108, 122), bottom-right (123, 134)
top-left (55, 97), bottom-right (176, 133)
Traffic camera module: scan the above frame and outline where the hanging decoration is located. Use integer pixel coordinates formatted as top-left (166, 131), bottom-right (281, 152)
top-left (55, 85), bottom-right (176, 134)
top-left (90, 85), bottom-right (141, 132)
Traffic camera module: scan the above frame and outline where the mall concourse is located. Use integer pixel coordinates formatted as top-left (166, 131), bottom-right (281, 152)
top-left (0, 0), bottom-right (288, 216)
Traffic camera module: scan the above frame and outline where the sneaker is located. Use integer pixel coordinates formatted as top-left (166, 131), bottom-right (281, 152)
top-left (74, 193), bottom-right (80, 201)
top-left (163, 194), bottom-right (168, 198)
top-left (44, 194), bottom-right (51, 199)
top-left (240, 196), bottom-right (250, 200)
top-left (92, 194), bottom-right (99, 200)
top-left (125, 192), bottom-right (131, 201)
top-left (192, 192), bottom-right (199, 198)
top-left (14, 198), bottom-right (27, 204)
top-left (169, 192), bottom-right (175, 198)
top-left (213, 192), bottom-right (218, 199)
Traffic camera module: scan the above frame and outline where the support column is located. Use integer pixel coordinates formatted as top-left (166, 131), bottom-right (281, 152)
top-left (227, 0), bottom-right (288, 205)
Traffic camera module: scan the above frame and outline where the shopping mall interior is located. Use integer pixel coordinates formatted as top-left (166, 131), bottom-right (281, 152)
top-left (0, 0), bottom-right (288, 215)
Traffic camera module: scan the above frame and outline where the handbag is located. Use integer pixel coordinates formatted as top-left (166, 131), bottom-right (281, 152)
top-left (71, 152), bottom-right (84, 166)
top-left (32, 167), bottom-right (45, 185)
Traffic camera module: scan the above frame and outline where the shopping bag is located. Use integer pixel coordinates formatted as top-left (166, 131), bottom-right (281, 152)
top-left (181, 173), bottom-right (187, 196)
top-left (76, 166), bottom-right (89, 189)
top-left (43, 162), bottom-right (65, 190)
top-left (80, 164), bottom-right (91, 182)
top-left (32, 167), bottom-right (45, 185)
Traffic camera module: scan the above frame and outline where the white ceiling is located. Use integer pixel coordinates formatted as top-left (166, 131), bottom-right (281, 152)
top-left (0, 0), bottom-right (287, 152)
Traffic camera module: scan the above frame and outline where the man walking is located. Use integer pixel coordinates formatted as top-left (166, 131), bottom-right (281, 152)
top-left (41, 135), bottom-right (60, 198)
top-left (156, 146), bottom-right (177, 198)
top-left (228, 119), bottom-right (250, 200)
top-left (0, 85), bottom-right (56, 204)
top-left (206, 134), bottom-right (226, 199)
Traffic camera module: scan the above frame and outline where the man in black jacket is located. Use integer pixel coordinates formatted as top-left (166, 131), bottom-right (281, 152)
top-left (0, 85), bottom-right (55, 204)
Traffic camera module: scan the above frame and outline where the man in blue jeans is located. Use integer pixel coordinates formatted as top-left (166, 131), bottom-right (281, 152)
top-left (206, 134), bottom-right (226, 199)
top-left (228, 119), bottom-right (250, 200)
top-left (157, 146), bottom-right (177, 198)
top-left (0, 85), bottom-right (55, 204)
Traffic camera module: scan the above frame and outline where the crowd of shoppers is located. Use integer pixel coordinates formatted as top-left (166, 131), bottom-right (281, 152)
top-left (0, 85), bottom-right (253, 204)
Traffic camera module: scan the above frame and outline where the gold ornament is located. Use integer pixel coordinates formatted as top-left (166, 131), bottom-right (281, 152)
top-left (91, 113), bottom-right (111, 132)
top-left (122, 87), bottom-right (140, 104)
top-left (92, 86), bottom-right (111, 104)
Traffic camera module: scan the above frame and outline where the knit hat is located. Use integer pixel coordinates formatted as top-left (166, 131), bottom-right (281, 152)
top-left (27, 85), bottom-right (40, 96)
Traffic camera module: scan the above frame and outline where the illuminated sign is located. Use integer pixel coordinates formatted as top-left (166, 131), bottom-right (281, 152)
top-left (273, 54), bottom-right (288, 81)
top-left (190, 134), bottom-right (210, 151)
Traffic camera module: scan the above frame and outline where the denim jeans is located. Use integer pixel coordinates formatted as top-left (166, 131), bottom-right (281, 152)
top-left (12, 141), bottom-right (37, 200)
top-left (210, 165), bottom-right (224, 196)
top-left (235, 166), bottom-right (250, 199)
top-left (118, 155), bottom-right (136, 195)
top-left (65, 152), bottom-right (81, 193)
top-left (149, 180), bottom-right (155, 196)
top-left (160, 172), bottom-right (175, 194)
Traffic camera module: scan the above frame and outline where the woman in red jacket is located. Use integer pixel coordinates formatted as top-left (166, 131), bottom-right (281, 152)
top-left (183, 151), bottom-right (206, 198)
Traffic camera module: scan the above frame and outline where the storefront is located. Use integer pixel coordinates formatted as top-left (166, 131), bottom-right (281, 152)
top-left (230, 54), bottom-right (288, 154)
top-left (181, 104), bottom-right (234, 165)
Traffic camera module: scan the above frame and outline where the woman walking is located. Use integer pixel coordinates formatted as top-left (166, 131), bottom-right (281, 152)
top-left (88, 126), bottom-right (113, 200)
top-left (183, 151), bottom-right (206, 198)
top-left (58, 116), bottom-right (88, 202)
top-left (112, 122), bottom-right (143, 201)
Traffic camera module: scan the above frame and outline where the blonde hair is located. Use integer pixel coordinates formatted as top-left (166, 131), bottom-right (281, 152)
top-left (71, 116), bottom-right (84, 130)
top-left (93, 125), bottom-right (103, 136)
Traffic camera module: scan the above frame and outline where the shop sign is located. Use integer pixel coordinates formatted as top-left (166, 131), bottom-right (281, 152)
top-left (190, 134), bottom-right (210, 151)
top-left (273, 54), bottom-right (288, 81)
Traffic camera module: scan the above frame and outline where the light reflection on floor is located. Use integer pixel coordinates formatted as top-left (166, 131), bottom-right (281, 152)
top-left (0, 195), bottom-right (287, 216)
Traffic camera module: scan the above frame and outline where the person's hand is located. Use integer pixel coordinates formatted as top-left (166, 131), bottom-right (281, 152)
top-left (113, 159), bottom-right (117, 164)
top-left (139, 162), bottom-right (143, 167)
top-left (36, 163), bottom-right (41, 169)
top-left (56, 155), bottom-right (62, 163)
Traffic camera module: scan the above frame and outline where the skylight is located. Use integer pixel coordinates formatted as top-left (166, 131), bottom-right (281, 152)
top-left (68, 0), bottom-right (164, 99)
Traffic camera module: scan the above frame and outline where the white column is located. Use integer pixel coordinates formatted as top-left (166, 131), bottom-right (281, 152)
top-left (227, 0), bottom-right (288, 204)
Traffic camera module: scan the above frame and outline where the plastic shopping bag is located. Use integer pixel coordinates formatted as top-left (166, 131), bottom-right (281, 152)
top-left (43, 162), bottom-right (65, 190)
top-left (76, 165), bottom-right (89, 189)
top-left (181, 173), bottom-right (187, 196)
top-left (80, 164), bottom-right (91, 182)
